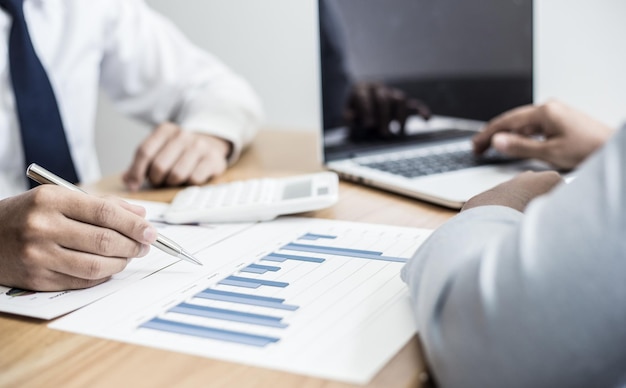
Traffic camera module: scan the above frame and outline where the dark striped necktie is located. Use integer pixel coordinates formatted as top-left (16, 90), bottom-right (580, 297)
top-left (1, 0), bottom-right (79, 186)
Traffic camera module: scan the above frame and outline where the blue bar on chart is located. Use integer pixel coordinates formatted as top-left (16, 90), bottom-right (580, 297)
top-left (219, 278), bottom-right (262, 289)
top-left (239, 263), bottom-right (281, 274)
top-left (220, 275), bottom-right (289, 289)
top-left (195, 289), bottom-right (299, 311)
top-left (298, 233), bottom-right (338, 241)
top-left (261, 252), bottom-right (325, 264)
top-left (239, 267), bottom-right (265, 275)
top-left (140, 317), bottom-right (280, 347)
top-left (281, 243), bottom-right (407, 263)
top-left (169, 303), bottom-right (288, 328)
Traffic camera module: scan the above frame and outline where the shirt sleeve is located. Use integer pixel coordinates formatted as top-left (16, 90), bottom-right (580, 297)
top-left (99, 0), bottom-right (263, 163)
top-left (402, 127), bottom-right (626, 388)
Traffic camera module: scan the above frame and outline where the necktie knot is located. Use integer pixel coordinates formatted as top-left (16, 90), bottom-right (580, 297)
top-left (0, 0), bottom-right (23, 16)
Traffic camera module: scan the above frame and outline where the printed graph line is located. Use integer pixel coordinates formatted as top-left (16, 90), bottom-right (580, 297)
top-left (298, 233), bottom-right (338, 241)
top-left (219, 279), bottom-right (261, 289)
top-left (262, 252), bottom-right (325, 264)
top-left (226, 276), bottom-right (290, 288)
top-left (170, 303), bottom-right (288, 328)
top-left (195, 289), bottom-right (299, 311)
top-left (239, 267), bottom-right (268, 274)
top-left (141, 317), bottom-right (280, 347)
top-left (240, 263), bottom-right (282, 274)
top-left (281, 243), bottom-right (407, 263)
top-left (248, 264), bottom-right (281, 271)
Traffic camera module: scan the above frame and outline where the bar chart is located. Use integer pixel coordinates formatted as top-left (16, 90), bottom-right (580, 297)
top-left (138, 231), bottom-right (414, 348)
top-left (51, 217), bottom-right (431, 384)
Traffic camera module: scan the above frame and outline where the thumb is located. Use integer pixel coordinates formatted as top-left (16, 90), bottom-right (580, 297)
top-left (492, 132), bottom-right (546, 160)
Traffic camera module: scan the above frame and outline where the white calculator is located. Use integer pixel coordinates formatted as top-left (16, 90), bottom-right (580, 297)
top-left (163, 172), bottom-right (339, 224)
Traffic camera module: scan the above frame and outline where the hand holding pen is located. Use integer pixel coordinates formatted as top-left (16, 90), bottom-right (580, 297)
top-left (27, 164), bottom-right (201, 265)
top-left (0, 164), bottom-right (201, 292)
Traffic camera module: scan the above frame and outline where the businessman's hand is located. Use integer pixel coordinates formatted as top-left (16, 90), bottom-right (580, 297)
top-left (0, 186), bottom-right (157, 291)
top-left (123, 122), bottom-right (232, 191)
top-left (346, 82), bottom-right (431, 140)
top-left (462, 171), bottom-right (563, 213)
top-left (473, 100), bottom-right (614, 170)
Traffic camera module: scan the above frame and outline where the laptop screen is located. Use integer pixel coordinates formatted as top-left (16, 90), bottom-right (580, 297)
top-left (319, 0), bottom-right (534, 161)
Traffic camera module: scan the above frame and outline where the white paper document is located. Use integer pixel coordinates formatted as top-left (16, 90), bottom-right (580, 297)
top-left (51, 217), bottom-right (431, 384)
top-left (0, 201), bottom-right (253, 319)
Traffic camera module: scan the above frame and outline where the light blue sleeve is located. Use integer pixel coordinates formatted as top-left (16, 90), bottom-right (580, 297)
top-left (402, 128), bottom-right (626, 388)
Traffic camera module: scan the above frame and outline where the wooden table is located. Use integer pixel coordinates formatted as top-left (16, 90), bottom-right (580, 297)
top-left (0, 129), bottom-right (456, 388)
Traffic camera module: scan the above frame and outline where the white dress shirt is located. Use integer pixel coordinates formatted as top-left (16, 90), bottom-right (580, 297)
top-left (0, 0), bottom-right (263, 198)
top-left (402, 127), bottom-right (626, 387)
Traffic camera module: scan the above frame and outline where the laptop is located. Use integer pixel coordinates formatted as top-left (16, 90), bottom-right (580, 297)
top-left (318, 0), bottom-right (547, 209)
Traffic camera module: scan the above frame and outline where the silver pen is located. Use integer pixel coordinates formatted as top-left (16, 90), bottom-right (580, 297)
top-left (26, 163), bottom-right (203, 266)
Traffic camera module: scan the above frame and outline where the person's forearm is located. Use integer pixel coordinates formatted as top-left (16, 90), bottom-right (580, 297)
top-left (98, 0), bottom-right (263, 165)
top-left (402, 206), bottom-right (524, 387)
top-left (403, 127), bottom-right (626, 387)
top-left (175, 77), bottom-right (264, 164)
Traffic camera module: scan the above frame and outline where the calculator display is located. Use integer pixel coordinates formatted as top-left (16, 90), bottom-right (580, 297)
top-left (282, 180), bottom-right (313, 200)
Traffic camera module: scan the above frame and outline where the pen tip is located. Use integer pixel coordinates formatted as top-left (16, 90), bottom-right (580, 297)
top-left (182, 250), bottom-right (203, 266)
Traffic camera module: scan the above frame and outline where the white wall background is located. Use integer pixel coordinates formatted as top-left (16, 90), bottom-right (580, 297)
top-left (96, 0), bottom-right (626, 175)
top-left (534, 0), bottom-right (626, 127)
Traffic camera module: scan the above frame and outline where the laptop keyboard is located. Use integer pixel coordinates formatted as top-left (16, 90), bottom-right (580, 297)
top-left (358, 143), bottom-right (513, 178)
